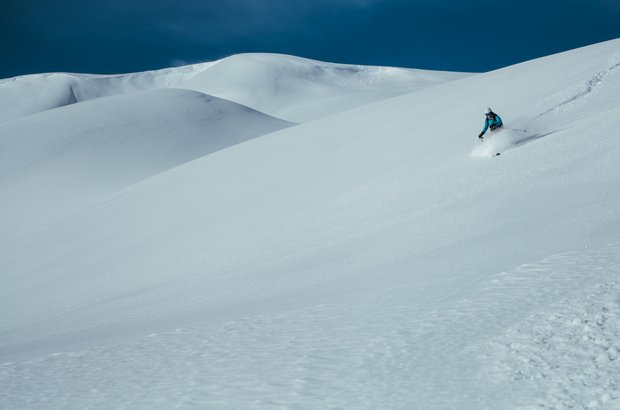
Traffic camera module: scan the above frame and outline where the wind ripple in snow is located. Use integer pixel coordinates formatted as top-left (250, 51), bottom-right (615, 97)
top-left (482, 281), bottom-right (620, 409)
top-left (2, 243), bottom-right (620, 409)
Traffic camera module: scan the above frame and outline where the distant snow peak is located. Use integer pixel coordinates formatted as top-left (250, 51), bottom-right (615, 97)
top-left (0, 53), bottom-right (468, 124)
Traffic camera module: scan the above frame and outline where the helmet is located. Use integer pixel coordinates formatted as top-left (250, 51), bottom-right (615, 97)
top-left (485, 107), bottom-right (493, 115)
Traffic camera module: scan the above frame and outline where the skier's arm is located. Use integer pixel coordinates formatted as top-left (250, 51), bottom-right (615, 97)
top-left (479, 119), bottom-right (489, 138)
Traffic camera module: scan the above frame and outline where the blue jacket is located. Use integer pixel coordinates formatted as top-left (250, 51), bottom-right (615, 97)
top-left (481, 113), bottom-right (503, 135)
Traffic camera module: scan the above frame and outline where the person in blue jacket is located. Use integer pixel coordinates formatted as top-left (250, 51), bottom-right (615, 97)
top-left (478, 108), bottom-right (503, 140)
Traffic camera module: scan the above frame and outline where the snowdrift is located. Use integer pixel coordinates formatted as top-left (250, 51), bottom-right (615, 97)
top-left (1, 40), bottom-right (620, 409)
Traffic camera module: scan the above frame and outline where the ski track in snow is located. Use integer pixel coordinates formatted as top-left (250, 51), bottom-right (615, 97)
top-left (537, 56), bottom-right (620, 118)
top-left (2, 243), bottom-right (619, 409)
top-left (472, 52), bottom-right (620, 159)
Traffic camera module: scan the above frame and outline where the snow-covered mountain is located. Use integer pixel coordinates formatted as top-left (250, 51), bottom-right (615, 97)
top-left (1, 40), bottom-right (620, 409)
top-left (0, 88), bottom-right (293, 234)
top-left (0, 53), bottom-right (468, 124)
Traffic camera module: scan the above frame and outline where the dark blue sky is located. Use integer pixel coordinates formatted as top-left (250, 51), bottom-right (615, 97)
top-left (3, 0), bottom-right (620, 79)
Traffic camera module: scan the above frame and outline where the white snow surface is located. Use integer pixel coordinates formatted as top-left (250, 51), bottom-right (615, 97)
top-left (1, 40), bottom-right (620, 409)
top-left (0, 53), bottom-right (467, 124)
top-left (0, 88), bottom-right (293, 234)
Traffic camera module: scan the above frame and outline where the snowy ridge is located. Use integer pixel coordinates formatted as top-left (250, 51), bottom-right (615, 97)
top-left (0, 88), bottom-right (293, 234)
top-left (1, 39), bottom-right (620, 409)
top-left (179, 53), bottom-right (469, 121)
top-left (0, 54), bottom-right (467, 124)
top-left (0, 62), bottom-right (215, 124)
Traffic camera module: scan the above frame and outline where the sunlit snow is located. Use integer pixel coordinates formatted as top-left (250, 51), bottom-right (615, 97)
top-left (1, 40), bottom-right (620, 409)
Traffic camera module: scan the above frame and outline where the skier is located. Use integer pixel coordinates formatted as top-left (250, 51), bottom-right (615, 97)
top-left (478, 108), bottom-right (503, 141)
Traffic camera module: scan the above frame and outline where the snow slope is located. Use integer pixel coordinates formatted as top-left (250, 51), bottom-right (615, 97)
top-left (179, 53), bottom-right (468, 122)
top-left (0, 88), bottom-right (293, 234)
top-left (0, 67), bottom-right (210, 124)
top-left (0, 54), bottom-right (467, 124)
top-left (1, 40), bottom-right (620, 409)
